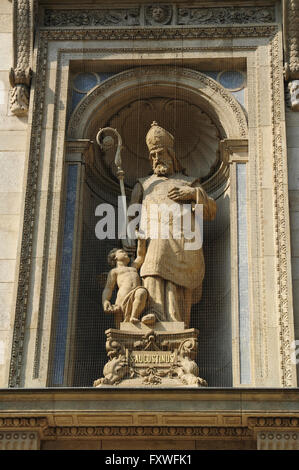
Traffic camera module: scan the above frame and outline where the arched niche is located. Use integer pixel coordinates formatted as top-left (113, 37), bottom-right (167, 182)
top-left (68, 67), bottom-right (247, 140)
top-left (67, 66), bottom-right (248, 198)
top-left (50, 67), bottom-right (248, 387)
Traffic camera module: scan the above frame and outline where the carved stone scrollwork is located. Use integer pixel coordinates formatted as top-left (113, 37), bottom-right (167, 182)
top-left (177, 6), bottom-right (275, 25)
top-left (10, 0), bottom-right (36, 116)
top-left (93, 354), bottom-right (129, 387)
top-left (44, 6), bottom-right (276, 28)
top-left (9, 67), bottom-right (32, 116)
top-left (93, 337), bottom-right (129, 386)
top-left (94, 325), bottom-right (206, 388)
top-left (174, 338), bottom-right (207, 387)
top-left (44, 8), bottom-right (140, 27)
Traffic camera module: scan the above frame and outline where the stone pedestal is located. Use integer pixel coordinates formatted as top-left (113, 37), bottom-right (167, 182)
top-left (94, 322), bottom-right (207, 388)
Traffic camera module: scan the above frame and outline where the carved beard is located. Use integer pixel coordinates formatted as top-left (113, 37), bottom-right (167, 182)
top-left (153, 162), bottom-right (170, 176)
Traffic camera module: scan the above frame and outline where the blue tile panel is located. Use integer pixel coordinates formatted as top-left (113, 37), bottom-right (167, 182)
top-left (206, 71), bottom-right (245, 107)
top-left (236, 163), bottom-right (251, 384)
top-left (71, 73), bottom-right (115, 111)
top-left (52, 164), bottom-right (78, 386)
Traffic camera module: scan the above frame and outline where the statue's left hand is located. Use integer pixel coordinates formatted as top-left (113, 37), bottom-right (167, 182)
top-left (168, 186), bottom-right (196, 202)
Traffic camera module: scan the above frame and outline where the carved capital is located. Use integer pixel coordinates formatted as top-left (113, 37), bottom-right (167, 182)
top-left (10, 0), bottom-right (37, 116)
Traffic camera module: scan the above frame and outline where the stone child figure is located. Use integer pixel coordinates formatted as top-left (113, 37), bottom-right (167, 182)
top-left (102, 247), bottom-right (148, 328)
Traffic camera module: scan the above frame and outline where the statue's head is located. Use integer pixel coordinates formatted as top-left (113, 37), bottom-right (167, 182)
top-left (107, 248), bottom-right (130, 267)
top-left (152, 6), bottom-right (165, 22)
top-left (146, 121), bottom-right (183, 176)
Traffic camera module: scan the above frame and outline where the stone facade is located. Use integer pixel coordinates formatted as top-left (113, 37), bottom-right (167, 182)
top-left (0, 388), bottom-right (299, 450)
top-left (0, 0), bottom-right (299, 450)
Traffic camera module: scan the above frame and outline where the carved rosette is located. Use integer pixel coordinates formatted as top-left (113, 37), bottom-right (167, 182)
top-left (94, 326), bottom-right (207, 387)
top-left (10, 0), bottom-right (36, 116)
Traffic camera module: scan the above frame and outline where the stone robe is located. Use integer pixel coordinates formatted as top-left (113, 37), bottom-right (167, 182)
top-left (131, 172), bottom-right (216, 327)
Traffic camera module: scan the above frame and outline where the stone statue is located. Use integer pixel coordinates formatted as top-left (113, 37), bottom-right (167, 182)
top-left (289, 80), bottom-right (299, 111)
top-left (128, 121), bottom-right (216, 328)
top-left (94, 121), bottom-right (216, 388)
top-left (102, 247), bottom-right (148, 328)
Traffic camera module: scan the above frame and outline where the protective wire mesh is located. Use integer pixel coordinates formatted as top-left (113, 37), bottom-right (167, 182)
top-left (48, 64), bottom-right (243, 387)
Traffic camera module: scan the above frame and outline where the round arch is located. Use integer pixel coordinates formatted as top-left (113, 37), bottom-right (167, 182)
top-left (67, 67), bottom-right (248, 196)
top-left (68, 66), bottom-right (248, 140)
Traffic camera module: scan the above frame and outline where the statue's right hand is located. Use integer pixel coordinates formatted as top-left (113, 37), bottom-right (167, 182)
top-left (103, 300), bottom-right (112, 313)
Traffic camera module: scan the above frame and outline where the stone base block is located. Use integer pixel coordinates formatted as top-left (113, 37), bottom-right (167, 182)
top-left (94, 322), bottom-right (207, 388)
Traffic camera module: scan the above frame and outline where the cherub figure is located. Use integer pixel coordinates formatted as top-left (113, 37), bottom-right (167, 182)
top-left (102, 246), bottom-right (148, 328)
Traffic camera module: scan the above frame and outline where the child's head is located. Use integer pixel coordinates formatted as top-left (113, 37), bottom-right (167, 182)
top-left (107, 248), bottom-right (130, 267)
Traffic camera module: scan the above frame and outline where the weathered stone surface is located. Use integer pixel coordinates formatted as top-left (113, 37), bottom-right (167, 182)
top-left (94, 323), bottom-right (206, 388)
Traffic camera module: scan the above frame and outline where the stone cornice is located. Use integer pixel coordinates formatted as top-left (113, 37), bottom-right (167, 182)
top-left (1, 387), bottom-right (299, 406)
top-left (0, 389), bottom-right (299, 443)
top-left (9, 1), bottom-right (278, 116)
top-left (42, 5), bottom-right (276, 27)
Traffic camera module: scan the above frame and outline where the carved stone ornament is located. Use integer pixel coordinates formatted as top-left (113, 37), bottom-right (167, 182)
top-left (257, 431), bottom-right (299, 450)
top-left (93, 324), bottom-right (207, 388)
top-left (288, 80), bottom-right (299, 111)
top-left (44, 5), bottom-right (275, 28)
top-left (9, 67), bottom-right (32, 117)
top-left (177, 6), bottom-right (275, 25)
top-left (10, 0), bottom-right (36, 116)
top-left (2, 410), bottom-right (299, 443)
top-left (145, 5), bottom-right (172, 25)
top-left (0, 431), bottom-right (39, 451)
top-left (44, 8), bottom-right (140, 27)
top-left (283, 0), bottom-right (299, 80)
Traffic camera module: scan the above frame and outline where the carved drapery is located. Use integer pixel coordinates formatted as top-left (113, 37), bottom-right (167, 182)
top-left (9, 0), bottom-right (37, 116)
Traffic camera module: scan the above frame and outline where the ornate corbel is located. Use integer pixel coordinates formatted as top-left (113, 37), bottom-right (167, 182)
top-left (283, 0), bottom-right (299, 110)
top-left (9, 0), bottom-right (37, 116)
